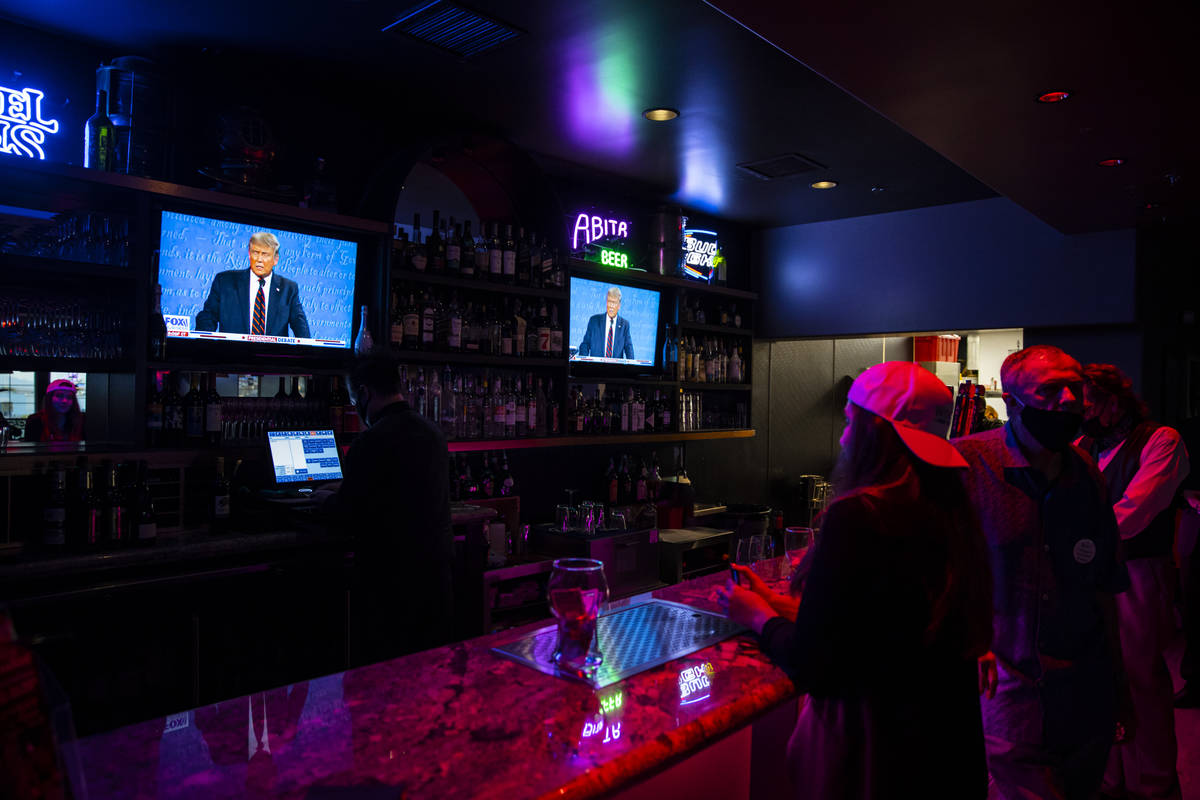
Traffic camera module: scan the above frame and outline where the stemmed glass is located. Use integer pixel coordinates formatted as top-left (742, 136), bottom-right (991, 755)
top-left (548, 558), bottom-right (609, 674)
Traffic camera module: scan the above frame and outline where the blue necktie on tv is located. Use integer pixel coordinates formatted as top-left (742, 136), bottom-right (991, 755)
top-left (252, 278), bottom-right (266, 335)
top-left (605, 319), bottom-right (613, 358)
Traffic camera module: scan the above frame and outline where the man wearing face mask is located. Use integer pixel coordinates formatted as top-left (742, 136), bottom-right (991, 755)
top-left (953, 345), bottom-right (1132, 800)
top-left (1076, 363), bottom-right (1187, 800)
top-left (324, 351), bottom-right (453, 666)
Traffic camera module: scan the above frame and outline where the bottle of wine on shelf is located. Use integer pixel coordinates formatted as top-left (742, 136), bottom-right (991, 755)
top-left (428, 209), bottom-right (445, 272)
top-left (82, 467), bottom-right (102, 546)
top-left (446, 219), bottom-right (462, 273)
top-left (460, 220), bottom-right (475, 278)
top-left (104, 462), bottom-right (129, 547)
top-left (410, 213), bottom-right (426, 272)
top-left (488, 222), bottom-right (503, 283)
top-left (84, 89), bottom-right (115, 171)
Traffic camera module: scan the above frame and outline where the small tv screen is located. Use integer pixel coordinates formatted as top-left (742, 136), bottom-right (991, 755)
top-left (157, 210), bottom-right (357, 349)
top-left (568, 276), bottom-right (659, 368)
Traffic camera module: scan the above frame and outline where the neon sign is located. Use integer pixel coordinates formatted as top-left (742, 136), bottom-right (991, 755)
top-left (0, 86), bottom-right (59, 160)
top-left (572, 212), bottom-right (630, 250)
top-left (600, 248), bottom-right (629, 269)
top-left (678, 662), bottom-right (715, 705)
top-left (681, 227), bottom-right (719, 282)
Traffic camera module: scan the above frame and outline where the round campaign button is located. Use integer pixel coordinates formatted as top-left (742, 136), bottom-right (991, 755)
top-left (1073, 538), bottom-right (1097, 565)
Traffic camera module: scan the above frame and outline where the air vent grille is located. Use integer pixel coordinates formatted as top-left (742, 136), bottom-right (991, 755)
top-left (736, 153), bottom-right (826, 180)
top-left (383, 1), bottom-right (522, 58)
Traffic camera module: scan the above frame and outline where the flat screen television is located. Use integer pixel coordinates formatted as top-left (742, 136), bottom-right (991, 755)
top-left (568, 276), bottom-right (660, 369)
top-left (156, 210), bottom-right (358, 350)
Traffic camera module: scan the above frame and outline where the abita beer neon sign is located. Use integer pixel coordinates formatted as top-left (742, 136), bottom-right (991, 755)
top-left (0, 85), bottom-right (60, 160)
top-left (571, 211), bottom-right (631, 251)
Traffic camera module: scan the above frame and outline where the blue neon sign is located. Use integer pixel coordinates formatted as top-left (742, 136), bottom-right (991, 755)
top-left (0, 84), bottom-right (59, 160)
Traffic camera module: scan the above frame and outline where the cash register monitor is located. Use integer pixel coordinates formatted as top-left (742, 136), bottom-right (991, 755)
top-left (268, 430), bottom-right (343, 490)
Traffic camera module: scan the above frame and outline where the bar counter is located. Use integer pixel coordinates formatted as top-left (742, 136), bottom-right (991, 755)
top-left (64, 569), bottom-right (798, 799)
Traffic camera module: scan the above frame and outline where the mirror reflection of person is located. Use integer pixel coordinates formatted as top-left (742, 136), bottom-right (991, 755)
top-left (24, 379), bottom-right (85, 442)
top-left (577, 287), bottom-right (634, 360)
top-left (195, 232), bottom-right (311, 338)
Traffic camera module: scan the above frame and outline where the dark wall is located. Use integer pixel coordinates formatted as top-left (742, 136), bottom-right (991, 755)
top-left (757, 197), bottom-right (1136, 339)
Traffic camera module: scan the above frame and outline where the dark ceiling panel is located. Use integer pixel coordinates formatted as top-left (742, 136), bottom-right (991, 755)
top-left (0, 0), bottom-right (996, 227)
top-left (705, 0), bottom-right (1200, 233)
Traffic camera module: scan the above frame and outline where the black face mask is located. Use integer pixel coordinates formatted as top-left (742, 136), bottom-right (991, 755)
top-left (1080, 417), bottom-right (1111, 439)
top-left (1016, 400), bottom-right (1081, 452)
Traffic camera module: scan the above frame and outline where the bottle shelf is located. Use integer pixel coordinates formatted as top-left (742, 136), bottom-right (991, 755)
top-left (680, 383), bottom-right (751, 392)
top-left (389, 347), bottom-right (567, 370)
top-left (2, 356), bottom-right (135, 373)
top-left (676, 322), bottom-right (752, 337)
top-left (389, 268), bottom-right (567, 300)
top-left (0, 254), bottom-right (135, 281)
top-left (446, 429), bottom-right (755, 452)
top-left (146, 360), bottom-right (352, 376)
top-left (567, 260), bottom-right (757, 300)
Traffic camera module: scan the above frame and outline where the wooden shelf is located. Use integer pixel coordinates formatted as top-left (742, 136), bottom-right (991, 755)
top-left (147, 359), bottom-right (352, 376)
top-left (681, 383), bottom-right (751, 392)
top-left (566, 375), bottom-right (679, 387)
top-left (677, 322), bottom-right (752, 337)
top-left (390, 269), bottom-right (568, 300)
top-left (2, 356), bottom-right (135, 373)
top-left (0, 254), bottom-right (136, 281)
top-left (568, 260), bottom-right (757, 300)
top-left (447, 429), bottom-right (754, 452)
top-left (390, 347), bottom-right (567, 370)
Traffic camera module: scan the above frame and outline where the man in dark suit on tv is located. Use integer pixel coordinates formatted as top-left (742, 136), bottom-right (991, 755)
top-left (577, 286), bottom-right (634, 360)
top-left (194, 231), bottom-right (311, 339)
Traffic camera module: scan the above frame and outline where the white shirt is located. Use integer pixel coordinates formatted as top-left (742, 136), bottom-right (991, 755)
top-left (1093, 426), bottom-right (1190, 539)
top-left (249, 272), bottom-right (273, 331)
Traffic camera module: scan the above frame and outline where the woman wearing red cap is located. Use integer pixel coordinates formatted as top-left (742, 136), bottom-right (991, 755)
top-left (718, 361), bottom-right (993, 799)
top-left (24, 379), bottom-right (85, 442)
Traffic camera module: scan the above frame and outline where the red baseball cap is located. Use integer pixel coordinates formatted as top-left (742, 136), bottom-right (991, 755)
top-left (46, 379), bottom-right (78, 394)
top-left (847, 361), bottom-right (967, 469)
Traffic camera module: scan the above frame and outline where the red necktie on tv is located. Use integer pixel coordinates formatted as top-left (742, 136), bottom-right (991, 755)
top-left (605, 319), bottom-right (613, 358)
top-left (252, 278), bottom-right (266, 335)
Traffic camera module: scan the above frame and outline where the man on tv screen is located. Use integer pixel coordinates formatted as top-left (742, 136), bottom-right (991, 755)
top-left (577, 286), bottom-right (634, 360)
top-left (195, 231), bottom-right (311, 338)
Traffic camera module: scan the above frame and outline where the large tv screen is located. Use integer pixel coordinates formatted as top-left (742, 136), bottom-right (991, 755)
top-left (568, 276), bottom-right (659, 368)
top-left (157, 210), bottom-right (357, 349)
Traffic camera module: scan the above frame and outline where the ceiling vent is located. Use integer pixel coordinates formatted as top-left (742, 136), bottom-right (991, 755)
top-left (736, 153), bottom-right (826, 180)
top-left (383, 1), bottom-right (522, 59)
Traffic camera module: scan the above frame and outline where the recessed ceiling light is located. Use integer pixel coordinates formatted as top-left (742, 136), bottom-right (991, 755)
top-left (870, 186), bottom-right (886, 192)
top-left (1099, 158), bottom-right (1124, 167)
top-left (810, 180), bottom-right (838, 189)
top-left (1037, 90), bottom-right (1071, 103)
top-left (642, 108), bottom-right (678, 121)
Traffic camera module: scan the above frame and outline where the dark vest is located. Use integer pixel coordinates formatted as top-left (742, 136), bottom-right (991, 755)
top-left (1079, 420), bottom-right (1176, 560)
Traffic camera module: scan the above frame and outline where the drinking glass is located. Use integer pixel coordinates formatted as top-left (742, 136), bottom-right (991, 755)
top-left (548, 558), bottom-right (609, 674)
top-left (556, 504), bottom-right (578, 532)
top-left (784, 527), bottom-right (813, 577)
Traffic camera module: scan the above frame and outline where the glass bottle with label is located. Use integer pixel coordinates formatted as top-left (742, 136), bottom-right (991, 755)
top-left (502, 224), bottom-right (517, 284)
top-left (211, 457), bottom-right (230, 534)
top-left (474, 221), bottom-right (490, 280)
top-left (428, 210), bottom-right (445, 272)
top-left (84, 89), bottom-right (115, 170)
top-left (488, 222), bottom-right (503, 282)
top-left (421, 291), bottom-right (437, 350)
top-left (409, 214), bottom-right (426, 272)
top-left (537, 300), bottom-right (552, 357)
top-left (402, 293), bottom-right (420, 350)
top-left (104, 462), bottom-right (129, 546)
top-left (447, 292), bottom-right (463, 351)
top-left (550, 305), bottom-right (564, 359)
top-left (43, 464), bottom-right (68, 549)
top-left (446, 218), bottom-right (461, 272)
top-left (460, 221), bottom-right (474, 277)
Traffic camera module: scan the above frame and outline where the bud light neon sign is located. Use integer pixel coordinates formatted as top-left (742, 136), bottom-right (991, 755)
top-left (0, 85), bottom-right (59, 160)
top-left (681, 227), bottom-right (719, 283)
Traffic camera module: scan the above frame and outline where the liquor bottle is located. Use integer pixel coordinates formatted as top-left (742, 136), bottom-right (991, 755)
top-left (410, 214), bottom-right (427, 272)
top-left (43, 464), bottom-right (68, 549)
top-left (606, 457), bottom-right (619, 504)
top-left (502, 224), bottom-right (517, 284)
top-left (420, 291), bottom-right (437, 350)
top-left (729, 347), bottom-right (742, 383)
top-left (414, 369), bottom-right (428, 419)
top-left (504, 380), bottom-right (517, 439)
top-left (489, 305), bottom-right (504, 356)
top-left (135, 462), bottom-right (157, 544)
top-left (536, 300), bottom-right (551, 357)
top-left (391, 228), bottom-right (409, 272)
top-left (524, 302), bottom-right (539, 359)
top-left (146, 371), bottom-right (164, 447)
top-left (512, 300), bottom-right (527, 358)
top-left (162, 372), bottom-right (183, 447)
top-left (460, 221), bottom-right (475, 277)
top-left (428, 210), bottom-right (445, 272)
top-left (499, 452), bottom-right (517, 497)
top-left (548, 379), bottom-right (560, 435)
top-left (493, 377), bottom-right (508, 439)
top-left (104, 463), bottom-right (128, 546)
top-left (205, 372), bottom-right (223, 445)
top-left (619, 455), bottom-right (633, 504)
top-left (648, 453), bottom-right (663, 501)
top-left (354, 304), bottom-right (374, 355)
top-left (636, 459), bottom-right (648, 501)
top-left (527, 232), bottom-right (541, 288)
top-left (82, 467), bottom-right (102, 546)
top-left (516, 227), bottom-right (530, 286)
top-left (474, 221), bottom-right (490, 280)
top-left (149, 282), bottom-right (168, 359)
top-left (500, 300), bottom-right (514, 356)
top-left (402, 293), bottom-right (420, 350)
top-left (525, 374), bottom-right (538, 437)
top-left (84, 89), bottom-right (115, 170)
top-left (620, 389), bottom-right (631, 433)
top-left (447, 293), bottom-right (463, 351)
top-left (488, 222), bottom-right (503, 282)
top-left (446, 220), bottom-right (462, 273)
top-left (513, 377), bottom-right (527, 437)
top-left (329, 376), bottom-right (347, 434)
top-left (676, 331), bottom-right (687, 382)
top-left (390, 290), bottom-right (404, 346)
top-left (549, 305), bottom-right (563, 359)
top-left (184, 373), bottom-right (204, 443)
top-left (211, 457), bottom-right (231, 534)
top-left (440, 365), bottom-right (457, 439)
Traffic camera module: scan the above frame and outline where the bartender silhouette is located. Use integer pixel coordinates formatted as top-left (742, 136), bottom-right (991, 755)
top-left (577, 286), bottom-right (634, 360)
top-left (195, 231), bottom-right (311, 338)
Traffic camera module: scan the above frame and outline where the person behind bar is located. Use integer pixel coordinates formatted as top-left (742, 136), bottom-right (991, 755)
top-left (954, 345), bottom-right (1132, 800)
top-left (194, 231), bottom-right (311, 339)
top-left (23, 378), bottom-right (85, 442)
top-left (719, 361), bottom-right (993, 799)
top-left (324, 351), bottom-right (453, 665)
top-left (1076, 363), bottom-right (1188, 800)
top-left (576, 286), bottom-right (634, 360)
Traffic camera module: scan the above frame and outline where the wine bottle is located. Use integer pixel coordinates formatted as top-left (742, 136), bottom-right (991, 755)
top-left (446, 219), bottom-right (462, 273)
top-left (354, 305), bottom-right (374, 355)
top-left (460, 221), bottom-right (475, 278)
top-left (104, 462), bottom-right (128, 547)
top-left (488, 222), bottom-right (503, 282)
top-left (43, 464), bottom-right (67, 549)
top-left (410, 214), bottom-right (426, 272)
top-left (428, 209), bottom-right (445, 272)
top-left (83, 467), bottom-right (102, 546)
top-left (84, 89), bottom-right (115, 171)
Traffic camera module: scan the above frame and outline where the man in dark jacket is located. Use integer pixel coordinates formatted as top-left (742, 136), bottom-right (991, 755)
top-left (326, 352), bottom-right (453, 666)
top-left (195, 231), bottom-right (311, 338)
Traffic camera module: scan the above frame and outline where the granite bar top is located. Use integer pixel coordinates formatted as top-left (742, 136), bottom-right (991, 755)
top-left (66, 568), bottom-right (797, 799)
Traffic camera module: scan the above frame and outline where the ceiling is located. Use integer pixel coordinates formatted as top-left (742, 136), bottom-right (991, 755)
top-left (2, 0), bottom-right (1191, 234)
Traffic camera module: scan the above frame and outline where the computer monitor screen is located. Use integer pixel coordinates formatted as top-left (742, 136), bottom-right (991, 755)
top-left (157, 210), bottom-right (357, 349)
top-left (568, 276), bottom-right (659, 367)
top-left (267, 430), bottom-right (343, 484)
